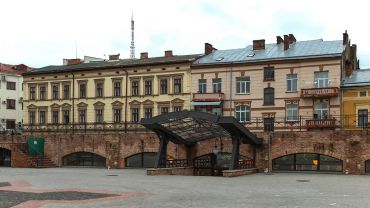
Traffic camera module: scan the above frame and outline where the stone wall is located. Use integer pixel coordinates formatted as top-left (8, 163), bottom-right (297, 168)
top-left (3, 130), bottom-right (370, 174)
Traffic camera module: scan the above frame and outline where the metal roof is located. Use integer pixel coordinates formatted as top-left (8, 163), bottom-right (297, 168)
top-left (341, 69), bottom-right (370, 87)
top-left (193, 39), bottom-right (344, 66)
top-left (24, 54), bottom-right (201, 75)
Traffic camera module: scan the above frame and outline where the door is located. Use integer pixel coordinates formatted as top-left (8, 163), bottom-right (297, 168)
top-left (0, 148), bottom-right (11, 167)
top-left (358, 109), bottom-right (368, 128)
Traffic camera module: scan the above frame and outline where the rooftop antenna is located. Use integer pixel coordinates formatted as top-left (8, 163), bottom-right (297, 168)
top-left (130, 12), bottom-right (135, 59)
top-left (75, 41), bottom-right (78, 59)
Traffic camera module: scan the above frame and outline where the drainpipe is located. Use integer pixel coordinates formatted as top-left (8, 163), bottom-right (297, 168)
top-left (123, 68), bottom-right (128, 133)
top-left (71, 73), bottom-right (75, 134)
top-left (229, 67), bottom-right (233, 116)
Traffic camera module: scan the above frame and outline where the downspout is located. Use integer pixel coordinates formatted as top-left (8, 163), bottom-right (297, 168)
top-left (124, 68), bottom-right (128, 133)
top-left (229, 67), bottom-right (233, 116)
top-left (72, 73), bottom-right (75, 134)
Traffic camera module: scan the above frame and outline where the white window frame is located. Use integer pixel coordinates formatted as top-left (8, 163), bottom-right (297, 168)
top-left (286, 74), bottom-right (298, 92)
top-left (314, 102), bottom-right (329, 119)
top-left (314, 71), bottom-right (329, 88)
top-left (286, 104), bottom-right (298, 121)
top-left (236, 77), bottom-right (250, 94)
top-left (235, 105), bottom-right (250, 122)
top-left (212, 78), bottom-right (222, 93)
top-left (198, 79), bottom-right (207, 93)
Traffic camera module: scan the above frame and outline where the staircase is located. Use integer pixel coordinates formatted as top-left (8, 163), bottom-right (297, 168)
top-left (13, 143), bottom-right (56, 168)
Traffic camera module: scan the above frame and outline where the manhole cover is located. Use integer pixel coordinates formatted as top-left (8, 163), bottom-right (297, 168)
top-left (296, 180), bottom-right (310, 182)
top-left (106, 174), bottom-right (118, 176)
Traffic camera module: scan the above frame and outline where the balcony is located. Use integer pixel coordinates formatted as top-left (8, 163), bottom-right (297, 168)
top-left (192, 93), bottom-right (225, 101)
top-left (306, 118), bottom-right (337, 130)
top-left (301, 87), bottom-right (339, 98)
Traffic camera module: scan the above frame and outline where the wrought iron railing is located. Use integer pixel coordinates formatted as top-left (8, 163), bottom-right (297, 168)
top-left (166, 159), bottom-right (188, 168)
top-left (20, 114), bottom-right (370, 133)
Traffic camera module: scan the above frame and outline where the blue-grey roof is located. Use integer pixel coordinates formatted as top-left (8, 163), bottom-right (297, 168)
top-left (341, 69), bottom-right (370, 87)
top-left (193, 39), bottom-right (344, 66)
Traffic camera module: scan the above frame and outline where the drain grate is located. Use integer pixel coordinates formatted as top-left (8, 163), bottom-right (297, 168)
top-left (296, 179), bottom-right (310, 182)
top-left (106, 175), bottom-right (118, 177)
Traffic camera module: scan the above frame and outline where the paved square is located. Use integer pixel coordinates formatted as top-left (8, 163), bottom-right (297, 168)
top-left (0, 168), bottom-right (370, 208)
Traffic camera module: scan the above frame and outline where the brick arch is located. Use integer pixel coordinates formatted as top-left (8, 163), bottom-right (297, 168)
top-left (123, 151), bottom-right (175, 160)
top-left (62, 150), bottom-right (106, 159)
top-left (0, 144), bottom-right (12, 151)
top-left (272, 151), bottom-right (344, 162)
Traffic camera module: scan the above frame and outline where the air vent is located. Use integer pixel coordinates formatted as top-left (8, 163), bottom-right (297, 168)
top-left (247, 52), bottom-right (255, 57)
top-left (216, 57), bottom-right (224, 61)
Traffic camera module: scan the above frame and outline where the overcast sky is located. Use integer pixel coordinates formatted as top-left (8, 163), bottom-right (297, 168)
top-left (0, 0), bottom-right (369, 68)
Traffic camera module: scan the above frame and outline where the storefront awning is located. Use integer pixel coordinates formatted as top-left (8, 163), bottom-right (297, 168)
top-left (190, 101), bottom-right (221, 106)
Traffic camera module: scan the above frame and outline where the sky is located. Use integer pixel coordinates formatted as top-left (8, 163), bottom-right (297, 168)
top-left (0, 0), bottom-right (369, 68)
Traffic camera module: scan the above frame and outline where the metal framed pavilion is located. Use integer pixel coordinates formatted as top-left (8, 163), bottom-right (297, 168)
top-left (141, 111), bottom-right (262, 170)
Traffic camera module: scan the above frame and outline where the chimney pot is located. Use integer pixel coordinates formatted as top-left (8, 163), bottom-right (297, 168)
top-left (343, 30), bottom-right (349, 45)
top-left (64, 58), bottom-right (82, 65)
top-left (253, 39), bottom-right (265, 50)
top-left (165, 50), bottom-right (173, 57)
top-left (276, 36), bottom-right (284, 44)
top-left (140, 52), bottom-right (148, 59)
top-left (283, 35), bottom-right (290, 51)
top-left (288, 34), bottom-right (296, 44)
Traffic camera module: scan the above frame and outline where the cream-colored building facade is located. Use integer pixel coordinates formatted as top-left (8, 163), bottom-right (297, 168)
top-left (191, 33), bottom-right (357, 131)
top-left (22, 52), bottom-right (199, 129)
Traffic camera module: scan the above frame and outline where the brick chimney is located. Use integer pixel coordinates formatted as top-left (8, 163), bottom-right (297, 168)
top-left (205, 43), bottom-right (216, 55)
top-left (288, 34), bottom-right (296, 44)
top-left (283, 35), bottom-right (289, 50)
top-left (63, 58), bottom-right (82, 65)
top-left (109, 54), bottom-right (120, 61)
top-left (343, 30), bottom-right (349, 45)
top-left (165, 50), bottom-right (173, 57)
top-left (140, 52), bottom-right (148, 59)
top-left (253, 39), bottom-right (265, 50)
top-left (276, 36), bottom-right (284, 44)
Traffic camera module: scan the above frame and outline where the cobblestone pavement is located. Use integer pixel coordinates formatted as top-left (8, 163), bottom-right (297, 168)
top-left (1, 168), bottom-right (370, 208)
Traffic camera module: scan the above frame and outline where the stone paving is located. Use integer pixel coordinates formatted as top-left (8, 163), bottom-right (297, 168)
top-left (0, 168), bottom-right (370, 208)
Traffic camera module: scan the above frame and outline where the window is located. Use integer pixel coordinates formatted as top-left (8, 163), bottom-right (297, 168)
top-left (79, 110), bottom-right (86, 123)
top-left (29, 86), bottom-right (36, 100)
top-left (39, 86), bottom-right (46, 100)
top-left (63, 84), bottom-right (70, 99)
top-left (264, 67), bottom-right (275, 81)
top-left (113, 109), bottom-right (121, 123)
top-left (160, 106), bottom-right (169, 114)
top-left (287, 104), bottom-right (298, 121)
top-left (144, 107), bottom-right (152, 119)
top-left (6, 120), bottom-right (16, 129)
top-left (236, 77), bottom-right (250, 94)
top-left (174, 78), bottom-right (182, 94)
top-left (113, 81), bottom-right (121, 97)
top-left (273, 154), bottom-right (342, 172)
top-left (95, 109), bottom-right (104, 123)
top-left (212, 78), bottom-right (222, 93)
top-left (132, 80), bottom-right (139, 96)
top-left (287, 74), bottom-right (298, 92)
top-left (235, 105), bottom-right (250, 122)
top-left (358, 109), bottom-right (368, 128)
top-left (198, 79), bottom-right (207, 93)
top-left (314, 102), bottom-right (328, 119)
top-left (52, 85), bottom-right (59, 99)
top-left (29, 111), bottom-right (36, 124)
top-left (39, 111), bottom-right (46, 124)
top-left (6, 99), bottom-right (15, 109)
top-left (79, 83), bottom-right (86, 98)
top-left (6, 82), bottom-right (16, 90)
top-left (96, 82), bottom-right (103, 97)
top-left (174, 106), bottom-right (182, 112)
top-left (314, 71), bottom-right (329, 88)
top-left (360, 91), bottom-right (367, 97)
top-left (144, 80), bottom-right (152, 95)
top-left (131, 108), bottom-right (139, 123)
top-left (160, 79), bottom-right (168, 94)
top-left (63, 110), bottom-right (70, 124)
top-left (52, 111), bottom-right (59, 124)
top-left (264, 87), bottom-right (275, 105)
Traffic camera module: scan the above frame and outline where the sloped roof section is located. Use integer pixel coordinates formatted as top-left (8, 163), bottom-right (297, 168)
top-left (25, 54), bottom-right (201, 75)
top-left (193, 39), bottom-right (344, 66)
top-left (0, 63), bottom-right (32, 75)
top-left (341, 69), bottom-right (370, 87)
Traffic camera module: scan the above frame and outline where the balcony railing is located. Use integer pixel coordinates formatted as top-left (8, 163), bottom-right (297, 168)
top-left (192, 93), bottom-right (225, 101)
top-left (301, 87), bottom-right (339, 98)
top-left (306, 118), bottom-right (337, 129)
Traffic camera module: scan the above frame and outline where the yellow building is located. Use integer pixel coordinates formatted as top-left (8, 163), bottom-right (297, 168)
top-left (342, 69), bottom-right (370, 129)
top-left (22, 52), bottom-right (199, 131)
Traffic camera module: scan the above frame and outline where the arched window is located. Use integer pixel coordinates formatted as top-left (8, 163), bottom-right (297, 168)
top-left (63, 152), bottom-right (106, 167)
top-left (125, 152), bottom-right (157, 168)
top-left (273, 153), bottom-right (342, 172)
top-left (314, 102), bottom-right (329, 119)
top-left (235, 105), bottom-right (250, 122)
